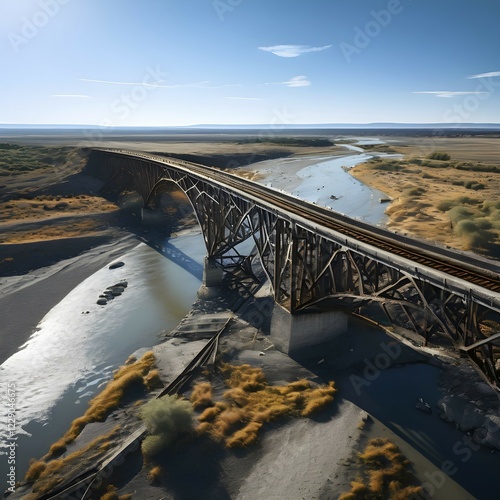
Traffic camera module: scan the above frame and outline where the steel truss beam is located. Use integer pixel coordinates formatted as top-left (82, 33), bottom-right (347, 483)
top-left (94, 151), bottom-right (500, 386)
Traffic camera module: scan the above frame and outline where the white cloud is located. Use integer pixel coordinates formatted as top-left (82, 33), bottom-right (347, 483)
top-left (258, 44), bottom-right (331, 58)
top-left (468, 71), bottom-right (500, 79)
top-left (413, 91), bottom-right (488, 98)
top-left (225, 97), bottom-right (264, 100)
top-left (266, 75), bottom-right (311, 88)
top-left (51, 94), bottom-right (91, 98)
top-left (80, 78), bottom-right (210, 88)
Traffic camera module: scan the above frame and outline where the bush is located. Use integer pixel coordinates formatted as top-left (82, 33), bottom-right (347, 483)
top-left (437, 200), bottom-right (456, 212)
top-left (454, 219), bottom-right (479, 236)
top-left (449, 206), bottom-right (474, 225)
top-left (140, 396), bottom-right (194, 459)
top-left (404, 187), bottom-right (425, 197)
top-left (427, 152), bottom-right (450, 161)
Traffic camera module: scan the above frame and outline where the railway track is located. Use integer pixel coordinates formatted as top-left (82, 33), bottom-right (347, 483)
top-left (97, 149), bottom-right (500, 294)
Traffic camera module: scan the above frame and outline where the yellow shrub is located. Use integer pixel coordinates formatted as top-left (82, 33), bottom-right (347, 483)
top-left (194, 364), bottom-right (336, 448)
top-left (190, 382), bottom-right (213, 408)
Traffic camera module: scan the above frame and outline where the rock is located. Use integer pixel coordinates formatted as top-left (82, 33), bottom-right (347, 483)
top-left (97, 298), bottom-right (107, 306)
top-left (115, 281), bottom-right (128, 288)
top-left (482, 414), bottom-right (500, 450)
top-left (109, 261), bottom-right (125, 270)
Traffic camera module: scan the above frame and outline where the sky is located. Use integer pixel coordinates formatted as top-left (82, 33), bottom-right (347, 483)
top-left (1, 0), bottom-right (500, 126)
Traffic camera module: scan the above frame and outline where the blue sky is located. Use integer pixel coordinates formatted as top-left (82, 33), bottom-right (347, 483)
top-left (1, 0), bottom-right (499, 126)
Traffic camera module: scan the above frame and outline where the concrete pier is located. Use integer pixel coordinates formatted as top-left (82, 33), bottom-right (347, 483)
top-left (271, 304), bottom-right (349, 354)
top-left (197, 257), bottom-right (224, 299)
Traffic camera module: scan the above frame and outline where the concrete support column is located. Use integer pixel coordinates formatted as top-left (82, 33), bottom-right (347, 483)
top-left (141, 207), bottom-right (162, 225)
top-left (270, 304), bottom-right (349, 354)
top-left (197, 257), bottom-right (224, 299)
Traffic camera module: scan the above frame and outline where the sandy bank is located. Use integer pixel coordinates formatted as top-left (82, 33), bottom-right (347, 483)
top-left (0, 235), bottom-right (138, 364)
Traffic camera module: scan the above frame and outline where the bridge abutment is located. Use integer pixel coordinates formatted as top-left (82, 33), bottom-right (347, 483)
top-left (270, 304), bottom-right (349, 355)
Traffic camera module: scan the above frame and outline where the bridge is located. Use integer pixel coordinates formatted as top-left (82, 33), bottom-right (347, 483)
top-left (89, 148), bottom-right (500, 386)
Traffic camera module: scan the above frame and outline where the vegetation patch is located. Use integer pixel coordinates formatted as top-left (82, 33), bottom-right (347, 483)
top-left (25, 428), bottom-right (121, 495)
top-left (46, 351), bottom-right (159, 457)
top-left (148, 465), bottom-right (164, 485)
top-left (427, 152), bottom-right (451, 161)
top-left (99, 485), bottom-right (133, 500)
top-left (238, 137), bottom-right (335, 147)
top-left (0, 144), bottom-right (80, 176)
top-left (340, 438), bottom-right (422, 499)
top-left (140, 396), bottom-right (194, 460)
top-left (194, 363), bottom-right (336, 448)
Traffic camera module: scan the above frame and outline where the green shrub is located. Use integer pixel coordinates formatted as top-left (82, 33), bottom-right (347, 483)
top-left (449, 206), bottom-right (474, 225)
top-left (427, 152), bottom-right (451, 161)
top-left (404, 187), bottom-right (425, 197)
top-left (455, 196), bottom-right (480, 205)
top-left (140, 396), bottom-right (193, 458)
top-left (454, 219), bottom-right (479, 236)
top-left (437, 200), bottom-right (456, 212)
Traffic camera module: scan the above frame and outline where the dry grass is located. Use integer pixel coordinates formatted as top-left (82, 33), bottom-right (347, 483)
top-left (194, 363), bottom-right (336, 448)
top-left (190, 381), bottom-right (214, 408)
top-left (26, 428), bottom-right (121, 495)
top-left (45, 351), bottom-right (158, 458)
top-left (100, 485), bottom-right (133, 500)
top-left (340, 438), bottom-right (422, 499)
top-left (148, 465), bottom-right (164, 485)
top-left (145, 369), bottom-right (164, 390)
top-left (351, 148), bottom-right (500, 256)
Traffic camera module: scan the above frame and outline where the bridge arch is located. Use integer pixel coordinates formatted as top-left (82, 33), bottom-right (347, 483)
top-left (89, 149), bottom-right (500, 387)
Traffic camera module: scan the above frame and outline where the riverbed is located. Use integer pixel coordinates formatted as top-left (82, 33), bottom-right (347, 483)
top-left (0, 229), bottom-right (205, 481)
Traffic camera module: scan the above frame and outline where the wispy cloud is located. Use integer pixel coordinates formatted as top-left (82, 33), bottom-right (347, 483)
top-left (266, 75), bottom-right (311, 88)
top-left (80, 78), bottom-right (211, 88)
top-left (467, 71), bottom-right (500, 79)
top-left (413, 91), bottom-right (489, 98)
top-left (80, 78), bottom-right (242, 89)
top-left (258, 44), bottom-right (331, 58)
top-left (51, 94), bottom-right (91, 98)
top-left (225, 96), bottom-right (264, 101)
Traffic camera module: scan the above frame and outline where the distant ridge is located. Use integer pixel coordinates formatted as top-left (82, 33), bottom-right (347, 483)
top-left (1, 123), bottom-right (500, 130)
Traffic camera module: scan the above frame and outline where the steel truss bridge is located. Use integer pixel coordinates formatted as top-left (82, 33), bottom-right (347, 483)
top-left (91, 149), bottom-right (500, 386)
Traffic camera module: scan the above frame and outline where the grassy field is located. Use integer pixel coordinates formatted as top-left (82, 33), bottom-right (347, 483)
top-left (351, 138), bottom-right (500, 258)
